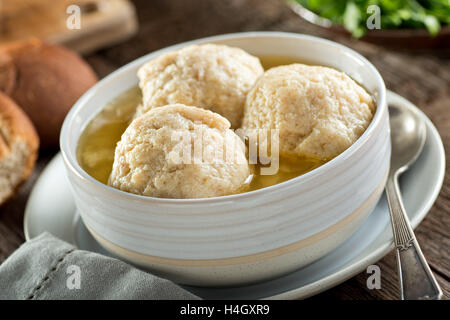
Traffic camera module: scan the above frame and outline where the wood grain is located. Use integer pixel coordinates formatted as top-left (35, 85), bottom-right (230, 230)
top-left (0, 0), bottom-right (448, 300)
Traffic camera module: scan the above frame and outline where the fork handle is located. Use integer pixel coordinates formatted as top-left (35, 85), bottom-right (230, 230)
top-left (385, 174), bottom-right (442, 300)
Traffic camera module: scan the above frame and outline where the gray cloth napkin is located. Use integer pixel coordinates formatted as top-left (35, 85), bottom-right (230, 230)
top-left (0, 232), bottom-right (199, 300)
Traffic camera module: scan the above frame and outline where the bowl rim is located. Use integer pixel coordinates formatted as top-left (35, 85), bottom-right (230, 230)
top-left (60, 31), bottom-right (387, 205)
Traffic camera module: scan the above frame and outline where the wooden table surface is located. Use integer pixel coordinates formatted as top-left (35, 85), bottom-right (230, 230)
top-left (0, 0), bottom-right (448, 300)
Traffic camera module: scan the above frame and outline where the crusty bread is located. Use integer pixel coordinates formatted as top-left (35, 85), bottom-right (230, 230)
top-left (0, 92), bottom-right (39, 205)
top-left (0, 39), bottom-right (98, 148)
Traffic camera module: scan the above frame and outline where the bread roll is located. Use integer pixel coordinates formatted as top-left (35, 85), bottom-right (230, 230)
top-left (0, 92), bottom-right (39, 205)
top-left (242, 64), bottom-right (375, 160)
top-left (0, 39), bottom-right (98, 148)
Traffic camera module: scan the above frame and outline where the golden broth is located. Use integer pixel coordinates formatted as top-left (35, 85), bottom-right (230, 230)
top-left (77, 56), bottom-right (327, 193)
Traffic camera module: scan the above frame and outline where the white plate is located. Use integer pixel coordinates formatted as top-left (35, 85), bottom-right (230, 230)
top-left (24, 91), bottom-right (445, 299)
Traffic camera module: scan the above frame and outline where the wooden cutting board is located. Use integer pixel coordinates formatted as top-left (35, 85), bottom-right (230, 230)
top-left (0, 0), bottom-right (138, 54)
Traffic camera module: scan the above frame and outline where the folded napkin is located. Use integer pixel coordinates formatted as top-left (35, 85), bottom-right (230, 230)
top-left (0, 233), bottom-right (199, 300)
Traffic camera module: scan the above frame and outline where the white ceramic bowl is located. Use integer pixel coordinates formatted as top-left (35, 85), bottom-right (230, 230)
top-left (60, 32), bottom-right (390, 287)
